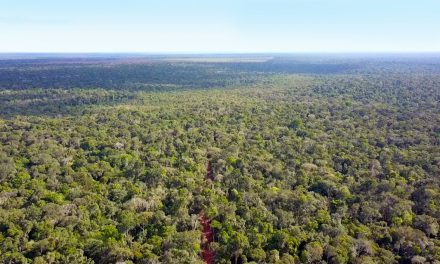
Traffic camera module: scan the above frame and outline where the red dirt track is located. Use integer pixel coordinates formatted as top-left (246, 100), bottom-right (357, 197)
top-left (199, 214), bottom-right (215, 264)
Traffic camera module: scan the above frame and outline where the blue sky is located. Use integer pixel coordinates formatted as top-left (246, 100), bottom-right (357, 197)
top-left (1, 0), bottom-right (439, 53)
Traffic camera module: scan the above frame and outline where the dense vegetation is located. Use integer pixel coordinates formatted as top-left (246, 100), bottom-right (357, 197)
top-left (0, 55), bottom-right (439, 264)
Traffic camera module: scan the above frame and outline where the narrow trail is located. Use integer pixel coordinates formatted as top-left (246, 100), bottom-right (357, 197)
top-left (200, 161), bottom-right (215, 264)
top-left (199, 214), bottom-right (215, 264)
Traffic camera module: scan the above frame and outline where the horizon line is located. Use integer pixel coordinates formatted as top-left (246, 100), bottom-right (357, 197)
top-left (1, 51), bottom-right (440, 55)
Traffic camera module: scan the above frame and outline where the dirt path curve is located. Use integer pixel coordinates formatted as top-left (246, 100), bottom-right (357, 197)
top-left (200, 161), bottom-right (215, 264)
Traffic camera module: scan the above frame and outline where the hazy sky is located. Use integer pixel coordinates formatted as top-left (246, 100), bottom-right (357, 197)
top-left (1, 0), bottom-right (439, 53)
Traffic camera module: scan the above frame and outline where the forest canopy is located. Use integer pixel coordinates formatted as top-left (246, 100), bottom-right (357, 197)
top-left (0, 55), bottom-right (439, 264)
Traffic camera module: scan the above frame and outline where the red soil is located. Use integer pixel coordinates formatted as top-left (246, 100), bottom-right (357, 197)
top-left (199, 214), bottom-right (215, 264)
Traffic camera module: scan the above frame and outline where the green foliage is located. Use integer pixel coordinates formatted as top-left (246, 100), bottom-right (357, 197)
top-left (0, 56), bottom-right (439, 263)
